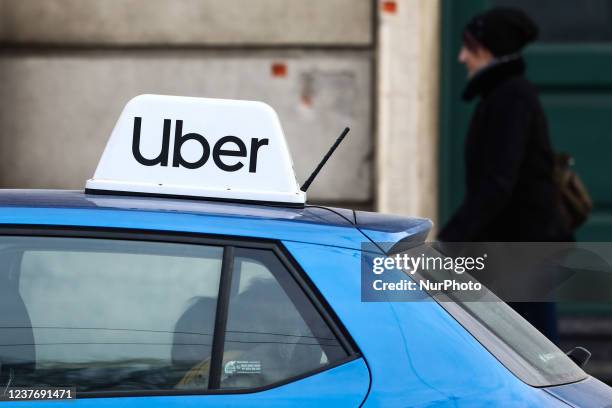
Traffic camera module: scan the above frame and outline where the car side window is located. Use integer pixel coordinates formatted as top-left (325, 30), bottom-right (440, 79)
top-left (219, 248), bottom-right (347, 389)
top-left (2, 236), bottom-right (222, 392)
top-left (0, 235), bottom-right (349, 395)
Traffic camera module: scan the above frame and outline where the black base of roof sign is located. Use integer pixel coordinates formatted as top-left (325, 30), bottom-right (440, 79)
top-left (84, 188), bottom-right (306, 209)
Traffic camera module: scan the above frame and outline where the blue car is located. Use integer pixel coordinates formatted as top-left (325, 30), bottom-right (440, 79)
top-left (1, 95), bottom-right (610, 407)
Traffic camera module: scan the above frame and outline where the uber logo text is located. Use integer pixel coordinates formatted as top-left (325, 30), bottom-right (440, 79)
top-left (131, 117), bottom-right (269, 172)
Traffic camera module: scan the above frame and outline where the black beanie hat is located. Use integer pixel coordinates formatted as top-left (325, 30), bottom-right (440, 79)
top-left (464, 7), bottom-right (539, 57)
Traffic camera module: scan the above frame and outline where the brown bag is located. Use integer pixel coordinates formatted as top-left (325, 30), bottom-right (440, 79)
top-left (554, 153), bottom-right (592, 231)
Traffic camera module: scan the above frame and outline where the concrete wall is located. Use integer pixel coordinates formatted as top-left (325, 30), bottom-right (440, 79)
top-left (0, 0), bottom-right (372, 45)
top-left (0, 0), bottom-right (374, 204)
top-left (376, 0), bottom-right (440, 224)
top-left (0, 0), bottom-right (443, 217)
top-left (0, 51), bottom-right (372, 201)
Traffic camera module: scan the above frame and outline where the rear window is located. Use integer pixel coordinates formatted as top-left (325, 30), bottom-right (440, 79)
top-left (0, 234), bottom-right (348, 394)
top-left (401, 244), bottom-right (587, 387)
top-left (2, 237), bottom-right (222, 392)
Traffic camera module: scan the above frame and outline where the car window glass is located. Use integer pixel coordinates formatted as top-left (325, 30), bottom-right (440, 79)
top-left (219, 248), bottom-right (347, 389)
top-left (402, 244), bottom-right (587, 387)
top-left (0, 236), bottom-right (222, 392)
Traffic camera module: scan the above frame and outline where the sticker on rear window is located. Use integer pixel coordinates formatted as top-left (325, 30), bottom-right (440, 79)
top-left (224, 360), bottom-right (262, 375)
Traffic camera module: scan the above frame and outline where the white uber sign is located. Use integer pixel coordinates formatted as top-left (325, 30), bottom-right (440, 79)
top-left (86, 94), bottom-right (305, 204)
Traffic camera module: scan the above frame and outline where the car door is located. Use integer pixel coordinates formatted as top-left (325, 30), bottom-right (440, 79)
top-left (0, 229), bottom-right (370, 407)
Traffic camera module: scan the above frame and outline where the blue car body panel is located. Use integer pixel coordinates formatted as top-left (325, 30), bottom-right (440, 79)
top-left (0, 191), bottom-right (367, 251)
top-left (284, 241), bottom-right (565, 407)
top-left (353, 211), bottom-right (433, 254)
top-left (0, 190), bottom-right (606, 406)
top-left (5, 358), bottom-right (370, 408)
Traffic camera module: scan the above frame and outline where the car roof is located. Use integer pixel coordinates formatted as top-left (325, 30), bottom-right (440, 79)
top-left (0, 190), bottom-right (432, 253)
top-left (0, 189), bottom-right (352, 225)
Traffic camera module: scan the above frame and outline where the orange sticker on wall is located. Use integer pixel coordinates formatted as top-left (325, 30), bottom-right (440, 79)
top-left (271, 63), bottom-right (287, 77)
top-left (381, 1), bottom-right (397, 14)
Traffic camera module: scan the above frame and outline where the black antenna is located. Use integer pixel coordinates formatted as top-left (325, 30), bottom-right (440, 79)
top-left (300, 127), bottom-right (350, 192)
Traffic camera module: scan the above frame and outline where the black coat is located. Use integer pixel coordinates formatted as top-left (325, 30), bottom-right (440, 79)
top-left (439, 57), bottom-right (565, 242)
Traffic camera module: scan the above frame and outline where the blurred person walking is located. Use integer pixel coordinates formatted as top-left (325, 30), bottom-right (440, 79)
top-left (438, 7), bottom-right (569, 342)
